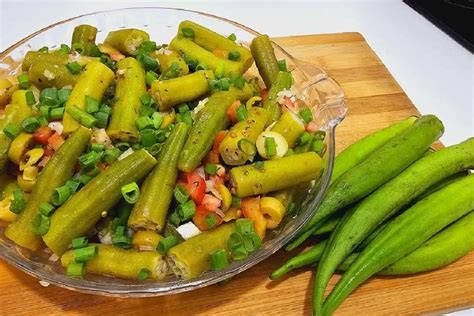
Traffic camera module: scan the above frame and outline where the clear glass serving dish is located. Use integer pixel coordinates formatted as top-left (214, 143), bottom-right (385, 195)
top-left (0, 7), bottom-right (347, 297)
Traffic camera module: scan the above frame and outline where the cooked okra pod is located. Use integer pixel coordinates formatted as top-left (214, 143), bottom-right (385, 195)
top-left (230, 152), bottom-right (322, 197)
top-left (61, 243), bottom-right (168, 280)
top-left (106, 57), bottom-right (146, 142)
top-left (178, 92), bottom-right (236, 172)
top-left (151, 70), bottom-right (214, 112)
top-left (71, 24), bottom-right (98, 56)
top-left (270, 110), bottom-right (305, 148)
top-left (128, 123), bottom-right (189, 232)
top-left (103, 28), bottom-right (150, 55)
top-left (28, 61), bottom-right (79, 88)
top-left (250, 34), bottom-right (280, 88)
top-left (263, 71), bottom-right (293, 122)
top-left (169, 36), bottom-right (245, 76)
top-left (63, 61), bottom-right (114, 135)
top-left (43, 149), bottom-right (157, 255)
top-left (5, 127), bottom-right (91, 250)
top-left (156, 49), bottom-right (189, 77)
top-left (167, 222), bottom-right (235, 279)
top-left (219, 107), bottom-right (270, 166)
top-left (22, 51), bottom-right (96, 72)
top-left (178, 20), bottom-right (253, 71)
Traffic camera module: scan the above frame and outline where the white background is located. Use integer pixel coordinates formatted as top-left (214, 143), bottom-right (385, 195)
top-left (0, 0), bottom-right (473, 314)
top-left (1, 0), bottom-right (472, 145)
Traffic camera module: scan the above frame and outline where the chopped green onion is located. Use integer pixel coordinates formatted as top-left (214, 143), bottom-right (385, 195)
top-left (103, 148), bottom-right (121, 164)
top-left (90, 44), bottom-right (102, 57)
top-left (237, 138), bottom-right (256, 156)
top-left (210, 249), bottom-right (229, 270)
top-left (33, 214), bottom-right (50, 235)
top-left (57, 44), bottom-right (71, 54)
top-left (3, 123), bottom-right (21, 140)
top-left (72, 43), bottom-right (84, 53)
top-left (236, 104), bottom-right (248, 121)
top-left (140, 105), bottom-right (155, 117)
top-left (219, 78), bottom-right (230, 91)
top-left (66, 105), bottom-right (97, 127)
top-left (66, 262), bottom-right (84, 278)
top-left (169, 211), bottom-right (181, 226)
top-left (112, 227), bottom-right (133, 249)
top-left (78, 150), bottom-right (101, 166)
top-left (10, 189), bottom-right (26, 214)
top-left (177, 104), bottom-right (189, 114)
top-left (84, 95), bottom-right (99, 113)
top-left (277, 59), bottom-right (288, 72)
top-left (84, 164), bottom-right (100, 177)
top-left (299, 107), bottom-right (313, 124)
top-left (77, 174), bottom-right (92, 185)
top-left (94, 111), bottom-right (109, 128)
top-left (65, 179), bottom-right (81, 193)
top-left (115, 142), bottom-right (130, 151)
top-left (152, 112), bottom-right (163, 129)
top-left (39, 202), bottom-right (55, 216)
top-left (174, 184), bottom-right (189, 204)
top-left (145, 71), bottom-right (159, 86)
top-left (17, 74), bottom-right (29, 89)
top-left (205, 213), bottom-right (218, 229)
top-left (39, 106), bottom-right (50, 119)
top-left (264, 137), bottom-right (277, 157)
top-left (177, 200), bottom-right (196, 221)
top-left (38, 46), bottom-right (49, 53)
top-left (21, 117), bottom-right (40, 133)
top-left (99, 103), bottom-right (112, 114)
top-left (228, 50), bottom-right (241, 61)
top-left (314, 130), bottom-right (326, 140)
top-left (233, 77), bottom-right (246, 89)
top-left (140, 92), bottom-right (153, 107)
top-left (100, 54), bottom-right (117, 71)
top-left (140, 129), bottom-right (156, 147)
top-left (157, 235), bottom-right (180, 255)
top-left (137, 53), bottom-right (158, 71)
top-left (121, 182), bottom-right (140, 204)
top-left (72, 236), bottom-right (88, 249)
top-left (90, 143), bottom-right (104, 152)
top-left (236, 218), bottom-right (254, 235)
top-left (231, 244), bottom-right (249, 260)
top-left (311, 139), bottom-right (324, 155)
top-left (227, 33), bottom-right (237, 41)
top-left (162, 62), bottom-right (181, 79)
top-left (73, 245), bottom-right (98, 262)
top-left (176, 111), bottom-right (193, 126)
top-left (243, 232), bottom-right (262, 253)
top-left (136, 116), bottom-right (154, 130)
top-left (205, 164), bottom-right (218, 175)
top-left (38, 116), bottom-right (49, 126)
top-left (297, 131), bottom-right (312, 145)
top-left (215, 62), bottom-right (224, 79)
top-left (138, 268), bottom-right (151, 280)
top-left (49, 107), bottom-right (65, 120)
top-left (228, 232), bottom-right (244, 250)
top-left (145, 143), bottom-right (162, 156)
top-left (181, 27), bottom-right (195, 39)
top-left (25, 90), bottom-right (36, 105)
top-left (210, 79), bottom-right (221, 92)
top-left (66, 61), bottom-right (82, 74)
top-left (254, 161), bottom-right (264, 170)
top-left (195, 63), bottom-right (208, 71)
top-left (231, 196), bottom-right (241, 208)
top-left (40, 87), bottom-right (58, 101)
top-left (138, 40), bottom-right (157, 53)
top-left (51, 185), bottom-right (72, 206)
top-left (58, 88), bottom-right (72, 104)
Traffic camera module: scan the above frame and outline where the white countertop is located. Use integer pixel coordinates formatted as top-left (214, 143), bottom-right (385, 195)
top-left (0, 1), bottom-right (472, 314)
top-left (1, 0), bottom-right (472, 145)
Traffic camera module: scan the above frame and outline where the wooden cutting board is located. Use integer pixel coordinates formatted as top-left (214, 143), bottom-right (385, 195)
top-left (1, 32), bottom-right (472, 316)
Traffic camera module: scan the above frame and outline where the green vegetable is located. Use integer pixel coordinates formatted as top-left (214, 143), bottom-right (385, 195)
top-left (28, 61), bottom-right (79, 88)
top-left (157, 235), bottom-right (180, 255)
top-left (103, 28), bottom-right (150, 55)
top-left (5, 127), bottom-right (91, 251)
top-left (210, 249), bottom-right (229, 270)
top-left (178, 91), bottom-right (235, 172)
top-left (156, 50), bottom-right (189, 77)
top-left (230, 152), bottom-right (322, 197)
top-left (250, 34), bottom-right (280, 88)
top-left (313, 138), bottom-right (474, 315)
top-left (150, 70), bottom-right (214, 111)
top-left (128, 123), bottom-right (189, 232)
top-left (71, 24), bottom-right (98, 56)
top-left (271, 111), bottom-right (306, 148)
top-left (263, 71), bottom-right (293, 122)
top-left (121, 182), bottom-right (140, 204)
top-left (43, 149), bottom-right (157, 255)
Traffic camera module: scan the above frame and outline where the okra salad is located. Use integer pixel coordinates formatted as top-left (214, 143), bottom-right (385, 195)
top-left (0, 21), bottom-right (325, 281)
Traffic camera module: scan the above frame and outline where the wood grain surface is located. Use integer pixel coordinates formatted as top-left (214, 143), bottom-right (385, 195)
top-left (1, 32), bottom-right (472, 316)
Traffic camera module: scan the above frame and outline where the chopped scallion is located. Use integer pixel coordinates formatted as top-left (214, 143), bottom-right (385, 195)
top-left (174, 184), bottom-right (189, 204)
top-left (210, 249), bottom-right (229, 270)
top-left (157, 235), bottom-right (180, 255)
top-left (66, 61), bottom-right (82, 74)
top-left (66, 105), bottom-right (97, 128)
top-left (66, 262), bottom-right (84, 278)
top-left (10, 189), bottom-right (27, 214)
top-left (17, 74), bottom-right (29, 89)
top-left (3, 123), bottom-right (21, 140)
top-left (264, 137), bottom-right (277, 157)
top-left (121, 182), bottom-right (140, 204)
top-left (51, 185), bottom-right (72, 206)
top-left (21, 117), bottom-right (40, 133)
top-left (73, 245), bottom-right (98, 262)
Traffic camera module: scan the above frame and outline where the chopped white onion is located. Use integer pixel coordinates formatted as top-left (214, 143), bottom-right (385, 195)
top-left (48, 254), bottom-right (59, 262)
top-left (205, 178), bottom-right (216, 193)
top-left (48, 121), bottom-right (63, 135)
top-left (195, 166), bottom-right (205, 180)
top-left (176, 222), bottom-right (202, 240)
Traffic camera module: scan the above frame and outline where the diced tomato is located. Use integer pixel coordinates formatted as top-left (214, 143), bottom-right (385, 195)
top-left (226, 100), bottom-right (241, 124)
top-left (241, 197), bottom-right (267, 239)
top-left (213, 130), bottom-right (228, 152)
top-left (201, 194), bottom-right (221, 211)
top-left (305, 122), bottom-right (318, 132)
top-left (185, 171), bottom-right (206, 204)
top-left (284, 96), bottom-right (298, 112)
top-left (47, 132), bottom-right (64, 151)
top-left (192, 205), bottom-right (223, 231)
top-left (260, 88), bottom-right (269, 102)
top-left (212, 49), bottom-right (229, 59)
top-left (43, 145), bottom-right (54, 157)
top-left (33, 126), bottom-right (53, 145)
top-left (203, 150), bottom-right (220, 165)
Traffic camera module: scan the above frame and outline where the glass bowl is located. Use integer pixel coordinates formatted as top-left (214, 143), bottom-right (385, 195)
top-left (0, 7), bottom-right (346, 297)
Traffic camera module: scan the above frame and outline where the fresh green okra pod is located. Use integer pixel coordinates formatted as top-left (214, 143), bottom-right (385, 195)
top-left (5, 127), bottom-right (91, 251)
top-left (322, 174), bottom-right (474, 315)
top-left (61, 243), bottom-right (168, 280)
top-left (250, 34), bottom-right (280, 88)
top-left (167, 222), bottom-right (235, 279)
top-left (230, 152), bottom-right (322, 197)
top-left (71, 24), bottom-right (98, 56)
top-left (263, 71), bottom-right (293, 122)
top-left (178, 20), bottom-right (253, 71)
top-left (169, 36), bottom-right (245, 76)
top-left (107, 57), bottom-right (146, 142)
top-left (128, 123), bottom-right (189, 232)
top-left (151, 70), bottom-right (214, 111)
top-left (219, 107), bottom-right (270, 166)
top-left (43, 149), bottom-right (157, 255)
top-left (103, 28), bottom-right (150, 55)
top-left (63, 61), bottom-right (115, 135)
top-left (178, 92), bottom-right (236, 172)
top-left (28, 61), bottom-right (79, 88)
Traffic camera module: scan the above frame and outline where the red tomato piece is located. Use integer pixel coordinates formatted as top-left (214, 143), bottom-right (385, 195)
top-left (47, 133), bottom-right (65, 151)
top-left (192, 205), bottom-right (223, 231)
top-left (226, 100), bottom-right (241, 124)
top-left (33, 126), bottom-right (53, 145)
top-left (201, 194), bottom-right (221, 211)
top-left (185, 171), bottom-right (206, 204)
